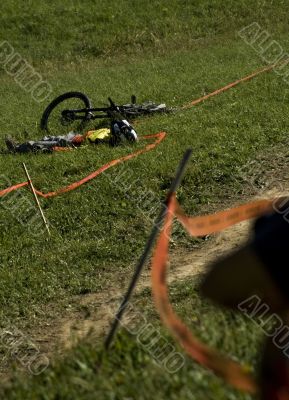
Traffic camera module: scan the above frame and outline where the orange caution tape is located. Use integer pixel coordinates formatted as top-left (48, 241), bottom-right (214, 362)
top-left (0, 181), bottom-right (29, 196)
top-left (1, 58), bottom-right (287, 201)
top-left (151, 194), bottom-right (283, 393)
top-left (182, 61), bottom-right (286, 109)
top-left (52, 146), bottom-right (74, 152)
top-left (0, 132), bottom-right (166, 199)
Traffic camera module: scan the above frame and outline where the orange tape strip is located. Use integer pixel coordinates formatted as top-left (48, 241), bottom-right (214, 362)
top-left (0, 132), bottom-right (166, 199)
top-left (182, 61), bottom-right (284, 109)
top-left (175, 197), bottom-right (276, 236)
top-left (1, 59), bottom-right (286, 200)
top-left (0, 181), bottom-right (29, 197)
top-left (151, 195), bottom-right (282, 393)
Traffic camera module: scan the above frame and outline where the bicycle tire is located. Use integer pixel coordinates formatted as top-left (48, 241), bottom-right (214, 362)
top-left (40, 91), bottom-right (92, 132)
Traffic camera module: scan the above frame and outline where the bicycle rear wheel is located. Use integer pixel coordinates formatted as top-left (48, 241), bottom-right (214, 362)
top-left (40, 91), bottom-right (92, 135)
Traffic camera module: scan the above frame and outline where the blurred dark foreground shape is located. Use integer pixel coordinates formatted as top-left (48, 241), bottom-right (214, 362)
top-left (201, 198), bottom-right (289, 400)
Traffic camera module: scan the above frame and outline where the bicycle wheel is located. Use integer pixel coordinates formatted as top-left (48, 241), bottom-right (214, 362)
top-left (40, 91), bottom-right (92, 135)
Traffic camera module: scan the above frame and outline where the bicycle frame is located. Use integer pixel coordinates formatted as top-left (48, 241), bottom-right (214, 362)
top-left (61, 106), bottom-right (116, 121)
top-left (61, 97), bottom-right (122, 121)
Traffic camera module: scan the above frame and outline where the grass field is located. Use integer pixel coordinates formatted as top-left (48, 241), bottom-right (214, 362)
top-left (1, 1), bottom-right (289, 399)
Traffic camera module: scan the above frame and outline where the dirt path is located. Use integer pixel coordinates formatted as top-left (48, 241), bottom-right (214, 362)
top-left (49, 196), bottom-right (270, 352)
top-left (50, 177), bottom-right (289, 357)
top-left (25, 210), bottom-right (253, 365)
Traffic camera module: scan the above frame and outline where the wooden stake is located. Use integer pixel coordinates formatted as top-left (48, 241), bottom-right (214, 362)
top-left (22, 162), bottom-right (51, 236)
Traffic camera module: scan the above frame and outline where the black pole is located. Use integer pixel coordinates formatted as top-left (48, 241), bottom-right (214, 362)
top-left (104, 149), bottom-right (192, 350)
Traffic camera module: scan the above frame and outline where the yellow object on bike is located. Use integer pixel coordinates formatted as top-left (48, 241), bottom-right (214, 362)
top-left (86, 128), bottom-right (111, 143)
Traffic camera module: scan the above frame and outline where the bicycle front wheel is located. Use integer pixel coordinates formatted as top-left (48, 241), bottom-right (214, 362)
top-left (40, 91), bottom-right (92, 135)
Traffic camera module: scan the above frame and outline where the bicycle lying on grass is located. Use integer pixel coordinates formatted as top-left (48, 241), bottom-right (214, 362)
top-left (40, 91), bottom-right (171, 134)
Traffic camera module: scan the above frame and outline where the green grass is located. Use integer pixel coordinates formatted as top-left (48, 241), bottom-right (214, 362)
top-left (1, 0), bottom-right (289, 64)
top-left (1, 0), bottom-right (289, 398)
top-left (1, 278), bottom-right (262, 400)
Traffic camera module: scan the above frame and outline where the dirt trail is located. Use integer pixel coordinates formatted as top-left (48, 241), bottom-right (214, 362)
top-left (53, 191), bottom-right (280, 352)
top-left (29, 211), bottom-right (254, 361)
